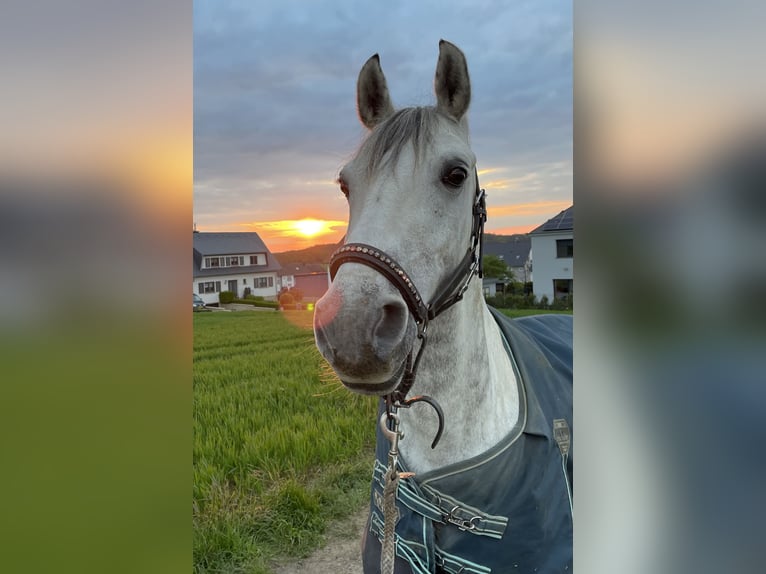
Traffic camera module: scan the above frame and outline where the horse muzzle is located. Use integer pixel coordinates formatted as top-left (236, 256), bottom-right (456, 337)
top-left (313, 265), bottom-right (416, 395)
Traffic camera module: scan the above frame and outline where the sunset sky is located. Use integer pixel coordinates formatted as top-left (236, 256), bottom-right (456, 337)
top-left (193, 0), bottom-right (572, 252)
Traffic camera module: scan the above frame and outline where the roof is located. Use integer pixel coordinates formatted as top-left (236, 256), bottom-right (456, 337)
top-left (193, 232), bottom-right (282, 277)
top-left (193, 231), bottom-right (271, 255)
top-left (483, 234), bottom-right (531, 268)
top-left (529, 206), bottom-right (573, 234)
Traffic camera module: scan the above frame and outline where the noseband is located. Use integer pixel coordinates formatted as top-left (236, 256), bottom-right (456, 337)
top-left (328, 171), bottom-right (487, 448)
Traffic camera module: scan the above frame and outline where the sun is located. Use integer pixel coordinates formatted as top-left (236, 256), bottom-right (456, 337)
top-left (293, 218), bottom-right (325, 237)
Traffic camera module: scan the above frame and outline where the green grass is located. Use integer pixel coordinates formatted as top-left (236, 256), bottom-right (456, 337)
top-left (497, 308), bottom-right (573, 319)
top-left (193, 311), bottom-right (377, 574)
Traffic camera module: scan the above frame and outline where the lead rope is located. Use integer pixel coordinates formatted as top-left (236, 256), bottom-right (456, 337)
top-left (379, 412), bottom-right (414, 574)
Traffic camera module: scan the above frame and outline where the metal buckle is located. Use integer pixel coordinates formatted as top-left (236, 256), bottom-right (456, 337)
top-left (443, 506), bottom-right (481, 532)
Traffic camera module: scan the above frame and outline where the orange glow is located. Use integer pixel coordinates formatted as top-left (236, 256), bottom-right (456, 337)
top-left (488, 224), bottom-right (538, 235)
top-left (293, 218), bottom-right (326, 237)
top-left (239, 218), bottom-right (348, 252)
top-left (487, 200), bottom-right (572, 218)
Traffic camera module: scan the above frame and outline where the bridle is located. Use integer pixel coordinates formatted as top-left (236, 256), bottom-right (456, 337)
top-left (328, 170), bottom-right (487, 448)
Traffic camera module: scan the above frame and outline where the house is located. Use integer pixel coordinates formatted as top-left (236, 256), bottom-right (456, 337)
top-left (529, 206), bottom-right (573, 301)
top-left (483, 234), bottom-right (532, 284)
top-left (278, 263), bottom-right (331, 302)
top-left (482, 277), bottom-right (506, 298)
top-left (193, 231), bottom-right (282, 304)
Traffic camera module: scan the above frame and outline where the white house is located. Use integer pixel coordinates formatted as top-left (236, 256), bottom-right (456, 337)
top-left (482, 277), bottom-right (506, 298)
top-left (483, 234), bottom-right (532, 284)
top-left (193, 232), bottom-right (282, 305)
top-left (529, 206), bottom-right (573, 302)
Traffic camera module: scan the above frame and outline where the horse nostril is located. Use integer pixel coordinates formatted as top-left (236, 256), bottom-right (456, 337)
top-left (373, 300), bottom-right (408, 355)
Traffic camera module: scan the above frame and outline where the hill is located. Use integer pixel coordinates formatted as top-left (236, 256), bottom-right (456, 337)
top-left (273, 242), bottom-right (341, 266)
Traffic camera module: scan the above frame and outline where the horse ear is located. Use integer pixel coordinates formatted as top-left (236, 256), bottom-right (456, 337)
top-left (357, 54), bottom-right (395, 129)
top-left (434, 40), bottom-right (471, 121)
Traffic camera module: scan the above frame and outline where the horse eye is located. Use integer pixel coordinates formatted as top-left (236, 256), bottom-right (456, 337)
top-left (442, 167), bottom-right (468, 188)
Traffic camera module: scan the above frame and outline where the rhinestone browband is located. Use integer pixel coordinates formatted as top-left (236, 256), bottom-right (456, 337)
top-left (329, 243), bottom-right (428, 325)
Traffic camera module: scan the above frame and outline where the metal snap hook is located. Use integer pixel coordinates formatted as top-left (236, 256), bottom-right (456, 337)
top-left (379, 412), bottom-right (400, 450)
top-left (398, 394), bottom-right (444, 449)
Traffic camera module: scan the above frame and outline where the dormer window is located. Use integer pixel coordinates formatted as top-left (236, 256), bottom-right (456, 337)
top-left (204, 255), bottom-right (253, 269)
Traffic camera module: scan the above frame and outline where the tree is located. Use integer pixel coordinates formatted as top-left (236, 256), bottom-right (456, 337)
top-left (482, 254), bottom-right (513, 282)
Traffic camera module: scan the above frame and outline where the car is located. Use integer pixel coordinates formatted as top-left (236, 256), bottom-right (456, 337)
top-left (193, 293), bottom-right (206, 310)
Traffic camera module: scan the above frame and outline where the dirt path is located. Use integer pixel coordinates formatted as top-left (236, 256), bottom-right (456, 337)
top-left (271, 505), bottom-right (368, 574)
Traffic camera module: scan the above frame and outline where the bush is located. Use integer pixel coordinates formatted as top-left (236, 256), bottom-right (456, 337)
top-left (483, 294), bottom-right (504, 308)
top-left (505, 281), bottom-right (526, 295)
top-left (288, 288), bottom-right (304, 302)
top-left (538, 295), bottom-right (550, 309)
top-left (232, 298), bottom-right (279, 309)
top-left (219, 290), bottom-right (235, 304)
top-left (279, 292), bottom-right (295, 306)
top-left (550, 293), bottom-right (573, 311)
top-left (243, 287), bottom-right (251, 297)
top-left (485, 292), bottom-right (538, 309)
top-left (506, 294), bottom-right (531, 309)
top-left (551, 296), bottom-right (568, 311)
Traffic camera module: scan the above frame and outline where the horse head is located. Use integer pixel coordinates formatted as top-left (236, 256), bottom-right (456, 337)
top-left (314, 41), bottom-right (481, 396)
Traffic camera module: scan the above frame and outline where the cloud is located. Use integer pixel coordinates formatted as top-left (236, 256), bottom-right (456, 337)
top-left (193, 0), bottom-right (572, 232)
top-left (488, 200), bottom-right (572, 218)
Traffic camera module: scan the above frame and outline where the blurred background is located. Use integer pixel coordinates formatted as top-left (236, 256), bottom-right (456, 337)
top-left (0, 1), bottom-right (191, 572)
top-left (1, 1), bottom-right (763, 573)
top-left (576, 1), bottom-right (766, 573)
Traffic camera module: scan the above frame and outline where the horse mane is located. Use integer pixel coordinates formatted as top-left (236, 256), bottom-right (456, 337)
top-left (359, 106), bottom-right (457, 177)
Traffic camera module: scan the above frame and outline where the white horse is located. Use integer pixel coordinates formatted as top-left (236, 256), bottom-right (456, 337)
top-left (314, 41), bottom-right (572, 574)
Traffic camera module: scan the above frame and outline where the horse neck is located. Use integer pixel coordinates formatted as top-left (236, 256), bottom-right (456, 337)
top-left (397, 282), bottom-right (520, 475)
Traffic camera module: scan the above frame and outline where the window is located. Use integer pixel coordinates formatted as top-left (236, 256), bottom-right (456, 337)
top-left (203, 256), bottom-right (247, 269)
top-left (556, 239), bottom-right (573, 258)
top-left (250, 254), bottom-right (266, 265)
top-left (553, 279), bottom-right (573, 299)
top-left (198, 281), bottom-right (221, 294)
top-left (255, 276), bottom-right (274, 288)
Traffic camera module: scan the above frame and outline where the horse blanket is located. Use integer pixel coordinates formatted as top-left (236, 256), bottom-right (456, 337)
top-left (362, 309), bottom-right (573, 574)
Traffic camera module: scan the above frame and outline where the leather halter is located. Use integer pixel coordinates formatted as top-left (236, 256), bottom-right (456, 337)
top-left (328, 171), bottom-right (487, 446)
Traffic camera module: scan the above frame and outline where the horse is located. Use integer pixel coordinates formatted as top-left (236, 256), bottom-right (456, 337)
top-left (314, 40), bottom-right (573, 574)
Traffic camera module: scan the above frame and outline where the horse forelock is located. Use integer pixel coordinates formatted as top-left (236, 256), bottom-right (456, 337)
top-left (358, 107), bottom-right (460, 177)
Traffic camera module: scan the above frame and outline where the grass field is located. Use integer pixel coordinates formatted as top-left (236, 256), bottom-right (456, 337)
top-left (497, 308), bottom-right (573, 319)
top-left (193, 311), bottom-right (377, 574)
top-left (193, 307), bottom-right (571, 573)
